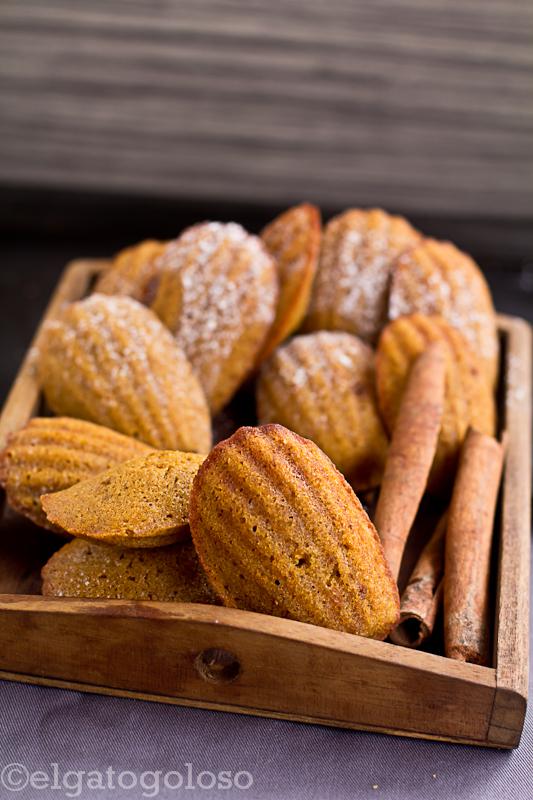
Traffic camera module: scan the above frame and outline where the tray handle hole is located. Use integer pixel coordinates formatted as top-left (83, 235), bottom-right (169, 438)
top-left (194, 648), bottom-right (241, 684)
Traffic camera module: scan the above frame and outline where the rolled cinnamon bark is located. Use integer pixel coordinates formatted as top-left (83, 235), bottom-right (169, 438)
top-left (389, 513), bottom-right (447, 648)
top-left (444, 428), bottom-right (504, 665)
top-left (374, 342), bottom-right (446, 580)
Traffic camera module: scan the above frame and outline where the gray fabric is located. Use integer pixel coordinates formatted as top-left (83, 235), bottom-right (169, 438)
top-left (0, 552), bottom-right (531, 800)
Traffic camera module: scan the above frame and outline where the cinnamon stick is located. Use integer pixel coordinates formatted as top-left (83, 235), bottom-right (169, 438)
top-left (389, 513), bottom-right (446, 648)
top-left (374, 342), bottom-right (446, 580)
top-left (444, 428), bottom-right (504, 665)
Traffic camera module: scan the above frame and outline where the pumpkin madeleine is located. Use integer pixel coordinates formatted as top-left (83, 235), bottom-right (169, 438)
top-left (257, 203), bottom-right (321, 363)
top-left (41, 451), bottom-right (205, 548)
top-left (42, 538), bottom-right (217, 604)
top-left (376, 313), bottom-right (496, 492)
top-left (39, 294), bottom-right (211, 453)
top-left (94, 239), bottom-right (167, 305)
top-left (190, 424), bottom-right (399, 639)
top-left (388, 238), bottom-right (498, 387)
top-left (0, 416), bottom-right (153, 532)
top-left (304, 208), bottom-right (420, 343)
top-left (151, 222), bottom-right (278, 413)
top-left (257, 331), bottom-right (387, 490)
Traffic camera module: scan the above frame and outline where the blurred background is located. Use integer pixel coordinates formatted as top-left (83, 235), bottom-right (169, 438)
top-left (1, 0), bottom-right (532, 399)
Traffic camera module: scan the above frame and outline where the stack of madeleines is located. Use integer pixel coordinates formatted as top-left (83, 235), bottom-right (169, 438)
top-left (0, 204), bottom-right (500, 651)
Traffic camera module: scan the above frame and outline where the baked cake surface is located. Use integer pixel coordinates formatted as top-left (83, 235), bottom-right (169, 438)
top-left (304, 208), bottom-right (420, 343)
top-left (257, 331), bottom-right (388, 490)
top-left (39, 294), bottom-right (212, 452)
top-left (42, 538), bottom-right (217, 603)
top-left (41, 450), bottom-right (204, 547)
top-left (190, 424), bottom-right (399, 639)
top-left (151, 221), bottom-right (278, 413)
top-left (0, 417), bottom-right (153, 531)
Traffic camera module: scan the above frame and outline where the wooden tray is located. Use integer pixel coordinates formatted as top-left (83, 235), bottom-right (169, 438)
top-left (0, 259), bottom-right (530, 748)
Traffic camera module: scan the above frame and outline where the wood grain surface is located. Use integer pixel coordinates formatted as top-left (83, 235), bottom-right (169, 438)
top-left (489, 316), bottom-right (532, 747)
top-left (1, 0), bottom-right (532, 217)
top-left (0, 595), bottom-right (497, 746)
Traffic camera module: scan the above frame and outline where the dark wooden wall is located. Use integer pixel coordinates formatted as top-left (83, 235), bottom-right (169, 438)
top-left (1, 0), bottom-right (532, 219)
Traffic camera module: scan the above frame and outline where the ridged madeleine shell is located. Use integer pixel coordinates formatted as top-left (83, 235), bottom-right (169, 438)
top-left (376, 314), bottom-right (496, 492)
top-left (94, 239), bottom-right (167, 305)
top-left (38, 294), bottom-right (212, 453)
top-left (0, 417), bottom-right (153, 531)
top-left (190, 424), bottom-right (399, 639)
top-left (41, 451), bottom-right (204, 548)
top-left (257, 332), bottom-right (388, 490)
top-left (388, 238), bottom-right (498, 387)
top-left (257, 203), bottom-right (321, 363)
top-left (304, 208), bottom-right (420, 343)
top-left (42, 538), bottom-right (217, 603)
top-left (151, 222), bottom-right (278, 413)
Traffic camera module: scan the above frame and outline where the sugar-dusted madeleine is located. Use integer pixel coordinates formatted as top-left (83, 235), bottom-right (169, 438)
top-left (39, 294), bottom-right (212, 453)
top-left (41, 451), bottom-right (204, 548)
top-left (376, 314), bottom-right (496, 492)
top-left (388, 238), bottom-right (498, 387)
top-left (0, 417), bottom-right (153, 532)
top-left (256, 203), bottom-right (321, 363)
top-left (257, 332), bottom-right (388, 490)
top-left (151, 222), bottom-right (278, 414)
top-left (190, 424), bottom-right (400, 639)
top-left (304, 208), bottom-right (421, 343)
top-left (94, 239), bottom-right (167, 305)
top-left (42, 538), bottom-right (218, 604)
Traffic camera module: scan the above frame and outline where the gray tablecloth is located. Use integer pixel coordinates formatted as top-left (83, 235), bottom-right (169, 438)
top-left (1, 550), bottom-right (531, 800)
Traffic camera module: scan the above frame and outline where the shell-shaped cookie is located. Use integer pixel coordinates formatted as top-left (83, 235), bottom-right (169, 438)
top-left (151, 222), bottom-right (278, 413)
top-left (388, 238), bottom-right (498, 387)
top-left (304, 208), bottom-right (421, 343)
top-left (0, 417), bottom-right (153, 532)
top-left (376, 314), bottom-right (496, 492)
top-left (94, 240), bottom-right (167, 305)
top-left (39, 294), bottom-right (212, 453)
top-left (41, 538), bottom-right (218, 603)
top-left (190, 424), bottom-right (400, 639)
top-left (41, 451), bottom-right (205, 548)
top-left (257, 332), bottom-right (388, 490)
top-left (256, 203), bottom-right (321, 363)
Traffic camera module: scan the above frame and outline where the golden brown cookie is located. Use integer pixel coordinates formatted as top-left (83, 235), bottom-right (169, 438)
top-left (190, 424), bottom-right (399, 639)
top-left (151, 222), bottom-right (278, 413)
top-left (256, 203), bottom-right (321, 363)
top-left (0, 417), bottom-right (153, 532)
top-left (94, 240), bottom-right (167, 305)
top-left (39, 294), bottom-right (211, 453)
top-left (41, 538), bottom-right (218, 603)
top-left (376, 314), bottom-right (496, 492)
top-left (257, 332), bottom-right (388, 490)
top-left (41, 451), bottom-right (205, 547)
top-left (304, 208), bottom-right (420, 343)
top-left (388, 238), bottom-right (498, 386)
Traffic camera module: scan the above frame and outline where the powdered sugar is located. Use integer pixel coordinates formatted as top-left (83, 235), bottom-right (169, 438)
top-left (40, 294), bottom-right (211, 451)
top-left (389, 245), bottom-right (498, 363)
top-left (272, 330), bottom-right (370, 392)
top-left (154, 222), bottom-right (277, 410)
top-left (308, 209), bottom-right (419, 343)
